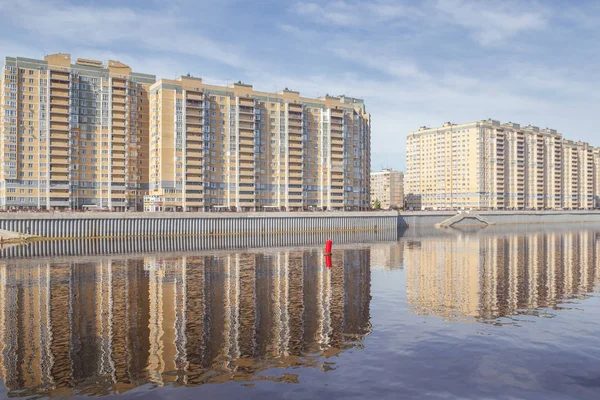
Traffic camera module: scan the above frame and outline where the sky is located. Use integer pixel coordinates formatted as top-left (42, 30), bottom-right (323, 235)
top-left (1, 0), bottom-right (599, 171)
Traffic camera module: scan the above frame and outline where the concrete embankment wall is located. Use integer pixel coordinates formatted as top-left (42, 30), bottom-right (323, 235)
top-left (399, 211), bottom-right (600, 227)
top-left (0, 211), bottom-right (398, 239)
top-left (0, 229), bottom-right (398, 260)
top-left (1, 210), bottom-right (599, 241)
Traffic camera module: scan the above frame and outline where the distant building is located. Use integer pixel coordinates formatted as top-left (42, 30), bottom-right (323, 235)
top-left (370, 169), bottom-right (403, 209)
top-left (405, 119), bottom-right (600, 210)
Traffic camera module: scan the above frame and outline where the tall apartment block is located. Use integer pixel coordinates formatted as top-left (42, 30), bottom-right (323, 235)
top-left (405, 119), bottom-right (600, 210)
top-left (0, 54), bottom-right (155, 211)
top-left (1, 54), bottom-right (370, 212)
top-left (145, 76), bottom-right (370, 212)
top-left (370, 169), bottom-right (403, 209)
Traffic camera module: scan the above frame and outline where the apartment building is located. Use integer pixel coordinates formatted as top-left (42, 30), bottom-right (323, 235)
top-left (0, 53), bottom-right (155, 211)
top-left (1, 54), bottom-right (371, 212)
top-left (370, 169), bottom-right (403, 209)
top-left (145, 77), bottom-right (371, 212)
top-left (405, 119), bottom-right (599, 210)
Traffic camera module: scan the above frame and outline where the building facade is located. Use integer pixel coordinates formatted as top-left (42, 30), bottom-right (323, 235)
top-left (145, 77), bottom-right (371, 212)
top-left (405, 119), bottom-right (600, 210)
top-left (0, 54), bottom-right (371, 212)
top-left (0, 54), bottom-right (155, 211)
top-left (370, 169), bottom-right (403, 209)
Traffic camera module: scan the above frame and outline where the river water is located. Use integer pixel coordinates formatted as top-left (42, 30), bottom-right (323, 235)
top-left (0, 224), bottom-right (599, 399)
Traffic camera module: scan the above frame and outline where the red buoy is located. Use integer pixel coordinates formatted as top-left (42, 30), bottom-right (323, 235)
top-left (325, 255), bottom-right (332, 269)
top-left (324, 239), bottom-right (332, 256)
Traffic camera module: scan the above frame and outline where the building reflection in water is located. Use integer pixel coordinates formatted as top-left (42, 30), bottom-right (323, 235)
top-left (0, 247), bottom-right (371, 397)
top-left (405, 229), bottom-right (600, 321)
top-left (369, 241), bottom-right (404, 271)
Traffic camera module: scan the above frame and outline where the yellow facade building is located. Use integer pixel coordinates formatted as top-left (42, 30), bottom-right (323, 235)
top-left (145, 77), bottom-right (371, 212)
top-left (406, 119), bottom-right (599, 210)
top-left (1, 54), bottom-right (371, 212)
top-left (0, 54), bottom-right (155, 211)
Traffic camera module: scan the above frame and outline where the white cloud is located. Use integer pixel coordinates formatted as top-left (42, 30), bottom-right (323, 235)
top-left (291, 0), bottom-right (423, 27)
top-left (0, 0), bottom-right (250, 70)
top-left (433, 0), bottom-right (548, 46)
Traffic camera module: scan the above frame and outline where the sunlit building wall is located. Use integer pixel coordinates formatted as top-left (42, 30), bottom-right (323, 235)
top-left (0, 54), bottom-right (155, 211)
top-left (406, 119), bottom-right (599, 210)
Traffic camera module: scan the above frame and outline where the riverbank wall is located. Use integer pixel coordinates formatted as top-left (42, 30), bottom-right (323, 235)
top-left (398, 210), bottom-right (600, 228)
top-left (0, 210), bottom-right (599, 241)
top-left (0, 211), bottom-right (398, 239)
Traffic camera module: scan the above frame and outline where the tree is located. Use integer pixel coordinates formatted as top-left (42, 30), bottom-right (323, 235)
top-left (373, 199), bottom-right (381, 210)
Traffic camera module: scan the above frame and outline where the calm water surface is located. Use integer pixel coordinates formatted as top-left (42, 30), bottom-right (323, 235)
top-left (1, 224), bottom-right (600, 399)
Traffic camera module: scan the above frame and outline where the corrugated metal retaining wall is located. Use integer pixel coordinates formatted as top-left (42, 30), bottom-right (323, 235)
top-left (0, 213), bottom-right (397, 239)
top-left (0, 229), bottom-right (398, 259)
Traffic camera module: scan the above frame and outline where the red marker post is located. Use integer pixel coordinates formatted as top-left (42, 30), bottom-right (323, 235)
top-left (325, 255), bottom-right (332, 269)
top-left (324, 239), bottom-right (332, 256)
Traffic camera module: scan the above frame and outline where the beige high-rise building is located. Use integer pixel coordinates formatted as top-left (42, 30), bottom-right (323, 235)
top-left (370, 169), bottom-right (403, 209)
top-left (405, 119), bottom-right (599, 210)
top-left (0, 54), bottom-right (155, 211)
top-left (145, 77), bottom-right (371, 212)
top-left (1, 54), bottom-right (371, 212)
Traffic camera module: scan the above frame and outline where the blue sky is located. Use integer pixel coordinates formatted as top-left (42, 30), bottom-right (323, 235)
top-left (1, 0), bottom-right (599, 170)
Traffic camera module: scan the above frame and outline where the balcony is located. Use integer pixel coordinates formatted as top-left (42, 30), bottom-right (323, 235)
top-left (50, 133), bottom-right (69, 142)
top-left (50, 98), bottom-right (69, 106)
top-left (112, 111), bottom-right (126, 120)
top-left (50, 70), bottom-right (70, 80)
top-left (186, 175), bottom-right (203, 182)
top-left (186, 99), bottom-right (203, 108)
top-left (239, 105), bottom-right (254, 114)
top-left (238, 121), bottom-right (254, 130)
top-left (186, 117), bottom-right (203, 126)
top-left (50, 172), bottom-right (69, 180)
top-left (50, 105), bottom-right (69, 115)
top-left (112, 78), bottom-right (127, 88)
top-left (239, 98), bottom-right (255, 106)
top-left (50, 89), bottom-right (69, 98)
top-left (239, 115), bottom-right (254, 123)
top-left (50, 81), bottom-right (69, 90)
top-left (50, 149), bottom-right (70, 157)
top-left (239, 145), bottom-right (254, 154)
top-left (112, 94), bottom-right (126, 103)
top-left (50, 183), bottom-right (70, 190)
top-left (187, 93), bottom-right (203, 101)
top-left (186, 133), bottom-right (203, 142)
top-left (49, 156), bottom-right (70, 165)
